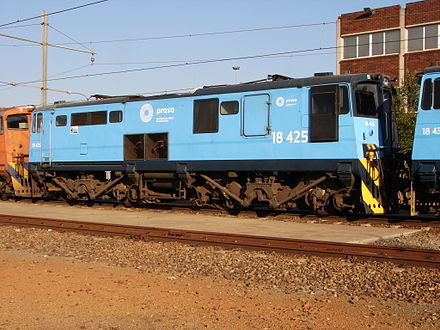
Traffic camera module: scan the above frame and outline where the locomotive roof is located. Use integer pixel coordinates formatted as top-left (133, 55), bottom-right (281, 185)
top-left (36, 72), bottom-right (385, 111)
top-left (423, 66), bottom-right (440, 74)
top-left (0, 105), bottom-right (34, 115)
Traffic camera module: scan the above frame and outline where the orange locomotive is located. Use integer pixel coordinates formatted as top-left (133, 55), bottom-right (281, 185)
top-left (0, 105), bottom-right (34, 198)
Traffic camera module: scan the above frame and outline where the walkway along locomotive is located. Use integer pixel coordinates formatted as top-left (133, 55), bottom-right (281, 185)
top-left (25, 72), bottom-right (397, 215)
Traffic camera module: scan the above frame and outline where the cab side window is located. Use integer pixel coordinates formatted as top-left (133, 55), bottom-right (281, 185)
top-left (434, 78), bottom-right (440, 109)
top-left (339, 86), bottom-right (349, 114)
top-left (421, 78), bottom-right (432, 110)
top-left (0, 116), bottom-right (3, 134)
top-left (37, 114), bottom-right (43, 132)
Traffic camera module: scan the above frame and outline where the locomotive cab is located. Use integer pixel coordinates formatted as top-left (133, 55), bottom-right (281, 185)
top-left (412, 66), bottom-right (440, 215)
top-left (0, 106), bottom-right (34, 198)
top-left (351, 76), bottom-right (397, 214)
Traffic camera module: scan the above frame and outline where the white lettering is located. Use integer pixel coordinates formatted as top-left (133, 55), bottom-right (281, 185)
top-left (272, 131), bottom-right (308, 144)
top-left (156, 107), bottom-right (175, 114)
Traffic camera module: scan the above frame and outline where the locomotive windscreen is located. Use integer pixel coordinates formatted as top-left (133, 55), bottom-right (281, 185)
top-left (355, 83), bottom-right (379, 117)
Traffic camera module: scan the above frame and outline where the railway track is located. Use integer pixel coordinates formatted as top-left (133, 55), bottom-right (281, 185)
top-left (0, 213), bottom-right (439, 269)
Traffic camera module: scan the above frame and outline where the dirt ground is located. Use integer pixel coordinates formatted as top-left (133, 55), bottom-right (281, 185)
top-left (0, 249), bottom-right (438, 329)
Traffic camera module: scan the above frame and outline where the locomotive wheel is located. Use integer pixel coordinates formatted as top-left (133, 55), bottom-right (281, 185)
top-left (122, 200), bottom-right (132, 208)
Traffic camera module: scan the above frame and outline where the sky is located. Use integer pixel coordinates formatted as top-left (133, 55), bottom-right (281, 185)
top-left (0, 0), bottom-right (414, 107)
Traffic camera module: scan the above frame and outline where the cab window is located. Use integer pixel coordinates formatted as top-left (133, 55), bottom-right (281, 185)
top-left (0, 116), bottom-right (3, 134)
top-left (434, 78), bottom-right (440, 109)
top-left (36, 114), bottom-right (43, 132)
top-left (7, 114), bottom-right (28, 130)
top-left (339, 86), bottom-right (349, 114)
top-left (421, 78), bottom-right (432, 110)
top-left (355, 83), bottom-right (379, 117)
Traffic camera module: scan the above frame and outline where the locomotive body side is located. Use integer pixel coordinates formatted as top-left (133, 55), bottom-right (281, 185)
top-left (28, 73), bottom-right (396, 214)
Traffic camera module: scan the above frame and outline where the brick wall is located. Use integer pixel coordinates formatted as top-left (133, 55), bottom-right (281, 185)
top-left (405, 49), bottom-right (440, 74)
top-left (406, 0), bottom-right (440, 26)
top-left (340, 56), bottom-right (400, 80)
top-left (338, 0), bottom-right (440, 81)
top-left (339, 5), bottom-right (400, 35)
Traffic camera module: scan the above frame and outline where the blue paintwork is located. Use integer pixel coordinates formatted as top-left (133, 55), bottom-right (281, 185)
top-left (412, 70), bottom-right (440, 162)
top-left (29, 83), bottom-right (383, 165)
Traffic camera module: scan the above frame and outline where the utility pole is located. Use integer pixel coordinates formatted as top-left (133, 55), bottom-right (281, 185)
top-left (41, 10), bottom-right (48, 106)
top-left (0, 11), bottom-right (95, 106)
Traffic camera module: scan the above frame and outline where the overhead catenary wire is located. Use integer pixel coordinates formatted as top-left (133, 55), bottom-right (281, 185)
top-left (93, 51), bottom-right (337, 66)
top-left (0, 46), bottom-right (337, 87)
top-left (49, 25), bottom-right (95, 53)
top-left (0, 31), bottom-right (435, 89)
top-left (0, 50), bottom-right (337, 93)
top-left (0, 51), bottom-right (337, 94)
top-left (0, 0), bottom-right (111, 29)
top-left (0, 23), bottom-right (41, 30)
top-left (0, 20), bottom-right (336, 48)
top-left (1, 7), bottom-right (440, 48)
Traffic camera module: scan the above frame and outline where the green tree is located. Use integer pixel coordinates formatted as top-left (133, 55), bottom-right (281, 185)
top-left (393, 75), bottom-right (419, 154)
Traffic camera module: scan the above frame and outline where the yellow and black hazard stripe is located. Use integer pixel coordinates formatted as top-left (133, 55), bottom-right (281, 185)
top-left (358, 144), bottom-right (385, 214)
top-left (7, 161), bottom-right (32, 197)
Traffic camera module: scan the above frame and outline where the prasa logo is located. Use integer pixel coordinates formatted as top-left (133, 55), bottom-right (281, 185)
top-left (139, 103), bottom-right (154, 123)
top-left (156, 107), bottom-right (175, 114)
top-left (276, 97), bottom-right (285, 107)
top-left (140, 104), bottom-right (175, 122)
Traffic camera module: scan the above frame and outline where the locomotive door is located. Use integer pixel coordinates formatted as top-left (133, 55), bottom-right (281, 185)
top-left (33, 112), bottom-right (54, 164)
top-left (242, 94), bottom-right (270, 136)
top-left (309, 85), bottom-right (338, 142)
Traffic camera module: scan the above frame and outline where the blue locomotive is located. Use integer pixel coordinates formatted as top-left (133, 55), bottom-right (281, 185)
top-left (412, 66), bottom-right (440, 215)
top-left (28, 72), bottom-right (396, 214)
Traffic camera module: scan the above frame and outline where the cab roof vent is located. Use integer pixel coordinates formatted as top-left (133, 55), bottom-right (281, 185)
top-left (314, 72), bottom-right (333, 77)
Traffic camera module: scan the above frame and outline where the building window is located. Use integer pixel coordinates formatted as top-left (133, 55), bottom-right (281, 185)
top-left (408, 24), bottom-right (439, 52)
top-left (385, 30), bottom-right (400, 54)
top-left (193, 98), bottom-right (219, 133)
top-left (343, 36), bottom-right (357, 59)
top-left (343, 30), bottom-right (400, 59)
top-left (358, 34), bottom-right (370, 57)
top-left (372, 32), bottom-right (384, 55)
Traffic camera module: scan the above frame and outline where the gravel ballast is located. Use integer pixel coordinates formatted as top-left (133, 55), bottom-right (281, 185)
top-left (0, 225), bottom-right (438, 305)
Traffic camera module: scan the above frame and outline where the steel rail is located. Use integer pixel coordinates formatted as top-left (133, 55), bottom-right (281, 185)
top-left (0, 213), bottom-right (439, 269)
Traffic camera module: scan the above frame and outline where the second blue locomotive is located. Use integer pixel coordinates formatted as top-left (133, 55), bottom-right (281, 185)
top-left (412, 66), bottom-right (440, 215)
